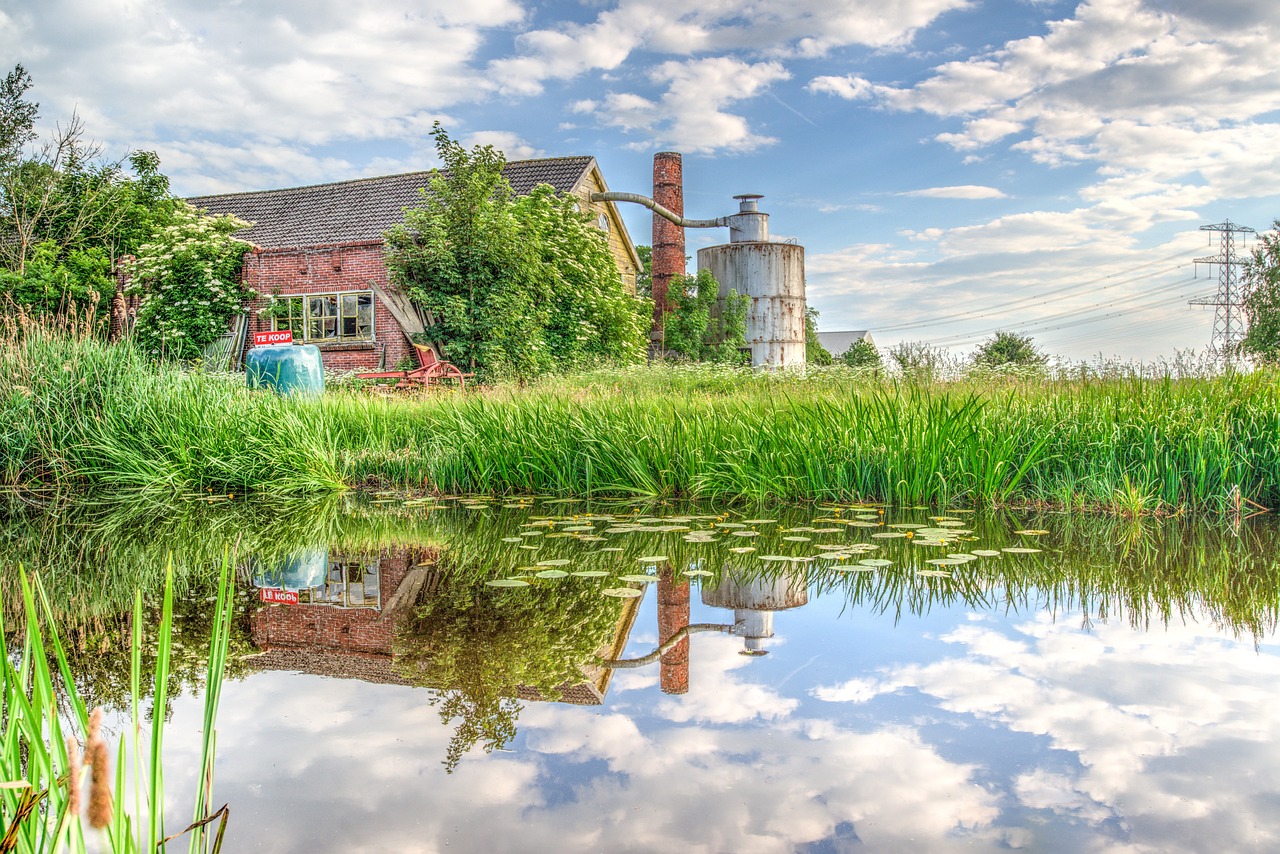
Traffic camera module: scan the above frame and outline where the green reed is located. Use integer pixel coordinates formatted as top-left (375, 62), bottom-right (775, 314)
top-left (5, 320), bottom-right (1279, 513)
top-left (0, 556), bottom-right (235, 853)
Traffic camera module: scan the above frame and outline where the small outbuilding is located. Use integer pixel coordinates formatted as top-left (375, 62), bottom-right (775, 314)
top-left (190, 158), bottom-right (642, 373)
top-left (816, 330), bottom-right (875, 360)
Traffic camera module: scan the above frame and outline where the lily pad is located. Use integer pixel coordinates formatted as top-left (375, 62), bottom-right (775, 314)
top-left (617, 574), bottom-right (657, 584)
top-left (638, 555), bottom-right (669, 563)
top-left (728, 546), bottom-right (757, 553)
top-left (501, 537), bottom-right (523, 543)
top-left (916, 569), bottom-right (953, 578)
top-left (859, 558), bottom-right (893, 567)
top-left (731, 530), bottom-right (760, 537)
top-left (971, 549), bottom-right (1002, 557)
top-left (536, 559), bottom-right (572, 566)
top-left (571, 570), bottom-right (610, 578)
top-left (535, 569), bottom-right (569, 579)
top-left (602, 588), bottom-right (644, 598)
top-left (485, 579), bottom-right (531, 588)
top-left (684, 569), bottom-right (714, 577)
top-left (872, 532), bottom-right (907, 539)
top-left (1003, 547), bottom-right (1043, 554)
top-left (1015, 529), bottom-right (1051, 536)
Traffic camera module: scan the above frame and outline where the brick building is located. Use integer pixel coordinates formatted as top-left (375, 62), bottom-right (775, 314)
top-left (190, 158), bottom-right (643, 374)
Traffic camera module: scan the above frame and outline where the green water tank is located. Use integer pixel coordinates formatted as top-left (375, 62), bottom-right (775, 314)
top-left (246, 344), bottom-right (325, 395)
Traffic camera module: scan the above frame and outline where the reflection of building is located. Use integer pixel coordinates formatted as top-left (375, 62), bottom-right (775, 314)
top-left (248, 547), bottom-right (425, 685)
top-left (247, 546), bottom-right (642, 705)
top-left (702, 570), bottom-right (809, 655)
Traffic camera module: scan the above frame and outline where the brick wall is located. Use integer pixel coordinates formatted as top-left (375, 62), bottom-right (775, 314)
top-left (240, 240), bottom-right (413, 374)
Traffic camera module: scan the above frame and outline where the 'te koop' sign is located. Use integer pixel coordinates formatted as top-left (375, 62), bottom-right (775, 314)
top-left (253, 330), bottom-right (293, 346)
top-left (259, 588), bottom-right (299, 605)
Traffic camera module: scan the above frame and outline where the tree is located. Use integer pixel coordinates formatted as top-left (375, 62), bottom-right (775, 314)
top-left (661, 268), bottom-right (748, 362)
top-left (385, 123), bottom-right (647, 381)
top-left (1242, 221), bottom-right (1280, 366)
top-left (842, 337), bottom-right (882, 370)
top-left (971, 331), bottom-right (1047, 369)
top-left (888, 340), bottom-right (948, 380)
top-left (0, 64), bottom-right (37, 168)
top-left (635, 244), bottom-right (652, 299)
top-left (805, 307), bottom-right (832, 365)
top-left (125, 203), bottom-right (254, 360)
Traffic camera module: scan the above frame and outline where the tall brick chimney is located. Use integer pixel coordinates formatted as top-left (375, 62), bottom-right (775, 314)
top-left (651, 152), bottom-right (686, 344)
top-left (657, 566), bottom-right (690, 694)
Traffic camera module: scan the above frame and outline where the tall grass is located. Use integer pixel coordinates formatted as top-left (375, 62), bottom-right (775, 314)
top-left (0, 556), bottom-right (235, 852)
top-left (5, 315), bottom-right (1279, 513)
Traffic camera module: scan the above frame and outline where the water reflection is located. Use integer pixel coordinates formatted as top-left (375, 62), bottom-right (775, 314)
top-left (4, 496), bottom-right (1280, 851)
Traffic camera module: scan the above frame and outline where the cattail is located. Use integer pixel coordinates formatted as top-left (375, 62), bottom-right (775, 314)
top-left (64, 736), bottom-right (82, 818)
top-left (85, 708), bottom-right (113, 830)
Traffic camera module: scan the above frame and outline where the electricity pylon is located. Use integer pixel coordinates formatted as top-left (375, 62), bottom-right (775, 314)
top-left (1189, 220), bottom-right (1256, 363)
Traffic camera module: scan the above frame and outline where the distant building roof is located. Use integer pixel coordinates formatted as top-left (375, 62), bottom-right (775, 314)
top-left (188, 156), bottom-right (597, 250)
top-left (817, 330), bottom-right (874, 356)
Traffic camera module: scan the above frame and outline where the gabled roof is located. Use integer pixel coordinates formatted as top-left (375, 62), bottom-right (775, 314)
top-left (817, 330), bottom-right (874, 356)
top-left (188, 156), bottom-right (597, 249)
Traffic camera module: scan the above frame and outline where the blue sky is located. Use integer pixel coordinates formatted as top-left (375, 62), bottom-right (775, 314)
top-left (5, 0), bottom-right (1278, 361)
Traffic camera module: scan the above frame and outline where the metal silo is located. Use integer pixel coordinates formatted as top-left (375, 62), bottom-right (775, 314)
top-left (696, 195), bottom-right (807, 370)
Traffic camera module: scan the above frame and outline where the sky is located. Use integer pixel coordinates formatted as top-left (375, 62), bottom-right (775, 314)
top-left (4, 0), bottom-right (1279, 362)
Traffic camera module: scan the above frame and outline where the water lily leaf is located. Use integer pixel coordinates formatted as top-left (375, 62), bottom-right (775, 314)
top-left (571, 570), bottom-right (610, 578)
top-left (741, 519), bottom-right (776, 524)
top-left (888, 523), bottom-right (923, 529)
top-left (947, 553), bottom-right (978, 561)
top-left (602, 587), bottom-right (644, 598)
top-left (971, 549), bottom-right (1002, 557)
top-left (728, 546), bottom-right (757, 553)
top-left (1015, 529), bottom-right (1051, 536)
top-left (535, 569), bottom-right (569, 579)
top-left (916, 569), bottom-right (953, 578)
top-left (617, 574), bottom-right (657, 583)
top-left (715, 522), bottom-right (747, 529)
top-left (501, 537), bottom-right (523, 543)
top-left (731, 530), bottom-right (760, 537)
top-left (872, 532), bottom-right (906, 539)
top-left (684, 569), bottom-right (714, 577)
top-left (1003, 547), bottom-right (1043, 554)
top-left (537, 559), bottom-right (571, 566)
top-left (782, 536), bottom-right (812, 542)
top-left (486, 579), bottom-right (530, 588)
top-left (638, 555), bottom-right (669, 563)
top-left (759, 555), bottom-right (791, 562)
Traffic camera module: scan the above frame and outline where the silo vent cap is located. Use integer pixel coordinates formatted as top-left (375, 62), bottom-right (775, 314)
top-left (734, 194), bottom-right (764, 213)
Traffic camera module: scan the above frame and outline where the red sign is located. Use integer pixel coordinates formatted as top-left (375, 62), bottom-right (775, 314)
top-left (253, 330), bottom-right (293, 346)
top-left (259, 588), bottom-right (299, 605)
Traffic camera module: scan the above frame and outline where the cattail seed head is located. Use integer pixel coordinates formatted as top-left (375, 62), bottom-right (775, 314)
top-left (64, 736), bottom-right (82, 818)
top-left (87, 726), bottom-right (113, 829)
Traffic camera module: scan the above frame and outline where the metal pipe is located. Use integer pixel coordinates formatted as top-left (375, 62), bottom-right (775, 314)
top-left (590, 191), bottom-right (730, 229)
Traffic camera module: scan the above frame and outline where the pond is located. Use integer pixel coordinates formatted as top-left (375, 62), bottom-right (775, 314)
top-left (3, 495), bottom-right (1279, 853)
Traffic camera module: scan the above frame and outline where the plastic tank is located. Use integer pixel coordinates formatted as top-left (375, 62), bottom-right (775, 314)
top-left (246, 344), bottom-right (325, 395)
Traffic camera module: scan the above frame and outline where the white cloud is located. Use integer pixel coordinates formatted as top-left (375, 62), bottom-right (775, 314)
top-left (459, 130), bottom-right (546, 161)
top-left (592, 57), bottom-right (791, 153)
top-left (900, 185), bottom-right (1008, 199)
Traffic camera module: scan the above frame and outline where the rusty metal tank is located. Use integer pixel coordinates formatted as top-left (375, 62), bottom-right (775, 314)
top-left (696, 194), bottom-right (806, 370)
top-left (701, 568), bottom-right (809, 653)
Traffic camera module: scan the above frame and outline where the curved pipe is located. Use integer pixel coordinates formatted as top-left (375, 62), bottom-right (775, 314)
top-left (599, 623), bottom-right (733, 669)
top-left (590, 191), bottom-right (730, 229)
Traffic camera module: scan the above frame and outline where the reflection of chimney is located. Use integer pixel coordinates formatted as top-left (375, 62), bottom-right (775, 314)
top-left (651, 152), bottom-right (685, 342)
top-left (657, 567), bottom-right (690, 694)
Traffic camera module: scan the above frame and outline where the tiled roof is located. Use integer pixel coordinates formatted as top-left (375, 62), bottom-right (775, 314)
top-left (188, 156), bottom-right (596, 250)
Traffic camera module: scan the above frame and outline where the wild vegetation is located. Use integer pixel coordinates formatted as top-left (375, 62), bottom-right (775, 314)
top-left (4, 311), bottom-right (1278, 515)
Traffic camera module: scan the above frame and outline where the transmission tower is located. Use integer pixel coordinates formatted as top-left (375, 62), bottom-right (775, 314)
top-left (1189, 219), bottom-right (1255, 362)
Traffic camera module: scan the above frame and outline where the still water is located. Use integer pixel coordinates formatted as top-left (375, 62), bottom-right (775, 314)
top-left (3, 496), bottom-right (1279, 853)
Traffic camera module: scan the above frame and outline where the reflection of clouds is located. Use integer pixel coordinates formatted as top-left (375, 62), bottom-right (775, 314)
top-left (654, 633), bottom-right (799, 723)
top-left (814, 612), bottom-right (1280, 853)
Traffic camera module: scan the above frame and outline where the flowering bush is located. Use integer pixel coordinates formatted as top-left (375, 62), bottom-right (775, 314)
top-left (126, 203), bottom-right (253, 360)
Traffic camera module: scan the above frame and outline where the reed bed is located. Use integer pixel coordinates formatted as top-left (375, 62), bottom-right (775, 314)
top-left (4, 316), bottom-right (1278, 513)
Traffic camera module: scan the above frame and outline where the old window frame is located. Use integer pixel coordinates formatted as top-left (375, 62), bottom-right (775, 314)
top-left (271, 289), bottom-right (374, 343)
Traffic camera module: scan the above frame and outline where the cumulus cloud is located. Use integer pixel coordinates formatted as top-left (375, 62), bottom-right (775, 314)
top-left (460, 130), bottom-right (546, 160)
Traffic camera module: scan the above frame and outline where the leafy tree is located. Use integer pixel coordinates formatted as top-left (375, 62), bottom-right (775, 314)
top-left (805, 306), bottom-right (832, 365)
top-left (0, 65), bottom-right (181, 318)
top-left (125, 203), bottom-right (253, 360)
top-left (971, 331), bottom-right (1047, 369)
top-left (661, 268), bottom-right (748, 362)
top-left (384, 123), bottom-right (648, 381)
top-left (635, 244), bottom-right (652, 299)
top-left (1242, 221), bottom-right (1280, 366)
top-left (842, 337), bottom-right (882, 370)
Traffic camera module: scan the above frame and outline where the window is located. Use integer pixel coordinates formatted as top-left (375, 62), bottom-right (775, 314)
top-left (272, 290), bottom-right (373, 343)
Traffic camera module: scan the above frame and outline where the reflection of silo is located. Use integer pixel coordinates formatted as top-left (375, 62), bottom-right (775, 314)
top-left (697, 195), bottom-right (806, 370)
top-left (701, 570), bottom-right (808, 654)
top-left (657, 567), bottom-right (690, 694)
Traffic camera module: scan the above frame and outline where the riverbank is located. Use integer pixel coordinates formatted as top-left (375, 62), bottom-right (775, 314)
top-left (4, 321), bottom-right (1278, 514)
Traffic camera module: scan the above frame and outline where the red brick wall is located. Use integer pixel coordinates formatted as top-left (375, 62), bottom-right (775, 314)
top-left (249, 549), bottom-right (413, 656)
top-left (240, 240), bottom-right (413, 374)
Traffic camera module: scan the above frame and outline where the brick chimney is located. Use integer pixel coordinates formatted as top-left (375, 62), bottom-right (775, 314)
top-left (657, 566), bottom-right (690, 694)
top-left (651, 152), bottom-right (686, 344)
